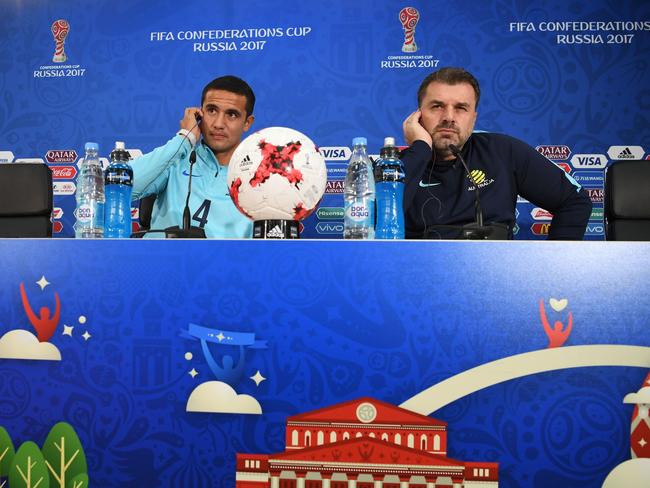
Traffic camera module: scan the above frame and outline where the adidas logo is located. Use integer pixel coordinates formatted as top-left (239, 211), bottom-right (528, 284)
top-left (617, 147), bottom-right (634, 159)
top-left (267, 225), bottom-right (284, 238)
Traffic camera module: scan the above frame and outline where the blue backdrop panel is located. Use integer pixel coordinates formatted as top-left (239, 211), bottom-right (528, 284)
top-left (0, 0), bottom-right (649, 239)
top-left (0, 239), bottom-right (649, 486)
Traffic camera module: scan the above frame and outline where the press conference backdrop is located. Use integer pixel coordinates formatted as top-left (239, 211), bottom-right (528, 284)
top-left (0, 0), bottom-right (649, 239)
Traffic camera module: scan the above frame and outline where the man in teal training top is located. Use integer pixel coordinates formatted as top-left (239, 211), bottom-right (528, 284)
top-left (131, 75), bottom-right (255, 238)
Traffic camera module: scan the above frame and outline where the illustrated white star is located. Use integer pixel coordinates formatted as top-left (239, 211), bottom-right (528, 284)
top-left (640, 438), bottom-right (648, 447)
top-left (36, 276), bottom-right (50, 290)
top-left (62, 325), bottom-right (74, 336)
top-left (189, 368), bottom-right (199, 378)
top-left (250, 370), bottom-right (266, 386)
top-left (82, 331), bottom-right (91, 341)
top-left (216, 332), bottom-right (225, 342)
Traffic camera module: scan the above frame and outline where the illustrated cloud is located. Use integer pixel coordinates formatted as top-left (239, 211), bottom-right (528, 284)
top-left (624, 386), bottom-right (650, 404)
top-left (186, 380), bottom-right (262, 415)
top-left (0, 329), bottom-right (61, 361)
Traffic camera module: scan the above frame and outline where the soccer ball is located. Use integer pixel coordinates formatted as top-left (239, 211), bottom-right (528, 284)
top-left (227, 127), bottom-right (327, 221)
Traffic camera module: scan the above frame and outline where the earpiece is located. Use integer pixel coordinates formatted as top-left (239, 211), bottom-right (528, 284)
top-left (195, 113), bottom-right (202, 125)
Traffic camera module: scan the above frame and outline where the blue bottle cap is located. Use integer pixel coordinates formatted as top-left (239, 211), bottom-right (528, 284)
top-left (85, 142), bottom-right (99, 151)
top-left (352, 137), bottom-right (367, 147)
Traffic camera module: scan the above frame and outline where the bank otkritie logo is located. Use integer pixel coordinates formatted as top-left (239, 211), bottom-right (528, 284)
top-left (399, 7), bottom-right (420, 53)
top-left (51, 19), bottom-right (70, 63)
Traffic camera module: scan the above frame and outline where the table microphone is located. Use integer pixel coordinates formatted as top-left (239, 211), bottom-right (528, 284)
top-left (448, 143), bottom-right (499, 239)
top-left (164, 149), bottom-right (206, 238)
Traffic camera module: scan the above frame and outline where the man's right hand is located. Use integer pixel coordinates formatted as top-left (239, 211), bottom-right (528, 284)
top-left (403, 109), bottom-right (432, 149)
top-left (180, 107), bottom-right (203, 144)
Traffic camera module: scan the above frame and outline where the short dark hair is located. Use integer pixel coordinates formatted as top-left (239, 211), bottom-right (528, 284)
top-left (201, 75), bottom-right (256, 116)
top-left (417, 67), bottom-right (481, 109)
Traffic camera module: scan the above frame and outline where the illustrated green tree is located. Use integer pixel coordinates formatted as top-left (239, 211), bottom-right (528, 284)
top-left (67, 473), bottom-right (88, 488)
top-left (0, 426), bottom-right (16, 488)
top-left (40, 422), bottom-right (87, 488)
top-left (9, 441), bottom-right (50, 488)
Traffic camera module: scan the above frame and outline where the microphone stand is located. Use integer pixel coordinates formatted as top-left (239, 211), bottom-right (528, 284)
top-left (164, 149), bottom-right (206, 238)
top-left (449, 144), bottom-right (505, 240)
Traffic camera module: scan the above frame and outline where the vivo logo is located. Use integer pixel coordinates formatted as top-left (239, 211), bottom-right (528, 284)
top-left (570, 154), bottom-right (608, 169)
top-left (320, 147), bottom-right (351, 161)
top-left (587, 223), bottom-right (604, 234)
top-left (316, 222), bottom-right (344, 234)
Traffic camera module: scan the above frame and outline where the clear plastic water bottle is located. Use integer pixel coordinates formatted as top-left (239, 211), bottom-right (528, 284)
top-left (375, 137), bottom-right (405, 239)
top-left (75, 142), bottom-right (105, 238)
top-left (104, 141), bottom-right (134, 238)
top-left (344, 137), bottom-right (375, 239)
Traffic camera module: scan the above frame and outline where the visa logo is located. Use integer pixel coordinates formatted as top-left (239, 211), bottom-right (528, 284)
top-left (320, 147), bottom-right (351, 161)
top-left (316, 222), bottom-right (344, 234)
top-left (570, 154), bottom-right (608, 169)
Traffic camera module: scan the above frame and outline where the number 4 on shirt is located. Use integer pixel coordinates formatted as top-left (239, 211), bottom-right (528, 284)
top-left (192, 199), bottom-right (211, 228)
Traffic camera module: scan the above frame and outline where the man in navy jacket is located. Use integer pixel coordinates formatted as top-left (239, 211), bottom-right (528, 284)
top-left (401, 67), bottom-right (591, 239)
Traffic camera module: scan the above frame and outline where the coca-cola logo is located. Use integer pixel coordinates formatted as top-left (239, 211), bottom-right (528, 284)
top-left (52, 221), bottom-right (63, 233)
top-left (45, 149), bottom-right (78, 164)
top-left (51, 165), bottom-right (77, 179)
top-left (555, 162), bottom-right (572, 173)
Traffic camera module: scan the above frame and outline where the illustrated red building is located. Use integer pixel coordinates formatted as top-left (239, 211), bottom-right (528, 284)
top-left (236, 397), bottom-right (498, 487)
top-left (630, 372), bottom-right (650, 458)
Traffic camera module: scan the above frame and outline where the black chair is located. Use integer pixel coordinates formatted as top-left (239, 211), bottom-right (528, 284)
top-left (0, 163), bottom-right (53, 237)
top-left (130, 194), bottom-right (157, 237)
top-left (604, 159), bottom-right (650, 240)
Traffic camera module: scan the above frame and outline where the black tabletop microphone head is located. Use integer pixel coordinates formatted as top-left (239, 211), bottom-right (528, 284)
top-left (182, 149), bottom-right (197, 231)
top-left (448, 142), bottom-right (485, 229)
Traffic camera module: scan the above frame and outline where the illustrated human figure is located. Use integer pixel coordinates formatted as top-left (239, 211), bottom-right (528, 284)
top-left (201, 341), bottom-right (247, 386)
top-left (539, 299), bottom-right (572, 348)
top-left (20, 282), bottom-right (61, 342)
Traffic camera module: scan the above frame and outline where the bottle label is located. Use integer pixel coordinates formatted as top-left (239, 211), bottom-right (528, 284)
top-left (345, 199), bottom-right (374, 226)
top-left (348, 204), bottom-right (369, 220)
top-left (76, 203), bottom-right (94, 223)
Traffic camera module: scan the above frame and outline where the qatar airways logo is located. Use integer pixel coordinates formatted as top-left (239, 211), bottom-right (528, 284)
top-left (536, 145), bottom-right (571, 161)
top-left (45, 149), bottom-right (78, 164)
top-left (325, 180), bottom-right (345, 194)
top-left (586, 188), bottom-right (604, 204)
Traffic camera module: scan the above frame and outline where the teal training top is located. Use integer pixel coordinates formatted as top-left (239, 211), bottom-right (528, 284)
top-left (131, 134), bottom-right (253, 238)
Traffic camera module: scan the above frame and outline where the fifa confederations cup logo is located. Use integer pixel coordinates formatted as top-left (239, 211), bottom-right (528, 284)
top-left (399, 7), bottom-right (420, 53)
top-left (51, 19), bottom-right (70, 63)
